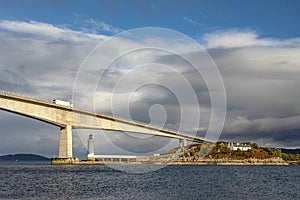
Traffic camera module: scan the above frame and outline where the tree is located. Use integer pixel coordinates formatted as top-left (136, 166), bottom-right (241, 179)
top-left (252, 143), bottom-right (260, 149)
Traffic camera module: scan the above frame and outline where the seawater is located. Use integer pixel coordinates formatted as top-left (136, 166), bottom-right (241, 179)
top-left (0, 162), bottom-right (299, 199)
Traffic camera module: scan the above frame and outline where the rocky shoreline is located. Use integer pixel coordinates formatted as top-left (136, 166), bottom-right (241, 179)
top-left (170, 157), bottom-right (290, 165)
top-left (52, 157), bottom-right (295, 165)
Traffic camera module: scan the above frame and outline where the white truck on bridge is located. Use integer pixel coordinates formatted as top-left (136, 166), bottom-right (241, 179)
top-left (52, 99), bottom-right (74, 107)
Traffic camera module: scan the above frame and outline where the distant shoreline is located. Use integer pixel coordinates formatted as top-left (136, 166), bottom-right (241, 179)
top-left (0, 154), bottom-right (49, 162)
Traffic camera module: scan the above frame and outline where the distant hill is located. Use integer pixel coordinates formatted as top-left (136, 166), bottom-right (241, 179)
top-left (0, 154), bottom-right (50, 162)
top-left (281, 149), bottom-right (300, 155)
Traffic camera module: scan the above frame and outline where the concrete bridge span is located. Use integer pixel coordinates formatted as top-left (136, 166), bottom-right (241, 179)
top-left (0, 91), bottom-right (208, 159)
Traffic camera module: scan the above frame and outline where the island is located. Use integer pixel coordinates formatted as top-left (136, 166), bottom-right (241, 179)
top-left (170, 141), bottom-right (300, 165)
top-left (0, 154), bottom-right (50, 162)
top-left (52, 141), bottom-right (300, 165)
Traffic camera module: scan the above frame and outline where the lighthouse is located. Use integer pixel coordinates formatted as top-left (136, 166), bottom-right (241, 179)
top-left (87, 134), bottom-right (95, 161)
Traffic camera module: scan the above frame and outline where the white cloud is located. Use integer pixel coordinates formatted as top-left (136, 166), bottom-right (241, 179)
top-left (182, 17), bottom-right (202, 27)
top-left (0, 20), bottom-right (108, 42)
top-left (80, 18), bottom-right (123, 34)
top-left (203, 29), bottom-right (300, 48)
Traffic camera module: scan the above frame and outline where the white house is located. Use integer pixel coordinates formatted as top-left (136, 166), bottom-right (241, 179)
top-left (227, 142), bottom-right (251, 151)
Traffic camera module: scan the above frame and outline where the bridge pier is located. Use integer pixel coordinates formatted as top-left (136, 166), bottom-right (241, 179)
top-left (58, 125), bottom-right (72, 158)
top-left (179, 138), bottom-right (187, 152)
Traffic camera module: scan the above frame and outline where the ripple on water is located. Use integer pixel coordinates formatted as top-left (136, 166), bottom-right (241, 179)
top-left (0, 164), bottom-right (299, 199)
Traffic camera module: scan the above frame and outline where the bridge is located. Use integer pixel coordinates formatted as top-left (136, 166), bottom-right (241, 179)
top-left (0, 91), bottom-right (210, 160)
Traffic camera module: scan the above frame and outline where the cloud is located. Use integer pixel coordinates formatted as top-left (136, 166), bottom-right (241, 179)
top-left (0, 20), bottom-right (300, 158)
top-left (144, 29), bottom-right (300, 148)
top-left (0, 20), bottom-right (108, 42)
top-left (0, 20), bottom-right (109, 96)
top-left (75, 15), bottom-right (123, 35)
top-left (203, 30), bottom-right (300, 147)
top-left (0, 20), bottom-right (110, 157)
top-left (0, 20), bottom-right (189, 157)
top-left (203, 29), bottom-right (300, 48)
top-left (84, 18), bottom-right (123, 34)
top-left (182, 17), bottom-right (202, 27)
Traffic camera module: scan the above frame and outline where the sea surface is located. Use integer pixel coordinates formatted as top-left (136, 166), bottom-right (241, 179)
top-left (0, 162), bottom-right (299, 200)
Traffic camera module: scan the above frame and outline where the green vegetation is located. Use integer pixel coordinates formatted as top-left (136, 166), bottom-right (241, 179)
top-left (251, 143), bottom-right (260, 149)
top-left (281, 153), bottom-right (300, 161)
top-left (262, 147), bottom-right (282, 157)
top-left (179, 141), bottom-right (300, 162)
top-left (179, 143), bottom-right (213, 161)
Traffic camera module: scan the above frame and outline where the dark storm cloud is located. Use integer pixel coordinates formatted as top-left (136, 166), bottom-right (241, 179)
top-left (203, 32), bottom-right (300, 147)
top-left (220, 130), bottom-right (300, 148)
top-left (151, 32), bottom-right (300, 148)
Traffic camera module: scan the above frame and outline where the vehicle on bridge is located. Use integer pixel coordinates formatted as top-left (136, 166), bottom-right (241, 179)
top-left (52, 99), bottom-right (74, 107)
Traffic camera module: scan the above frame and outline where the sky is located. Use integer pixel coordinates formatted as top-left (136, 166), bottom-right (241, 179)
top-left (0, 0), bottom-right (300, 158)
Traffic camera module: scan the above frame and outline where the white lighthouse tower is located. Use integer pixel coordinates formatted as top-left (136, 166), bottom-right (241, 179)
top-left (87, 134), bottom-right (95, 161)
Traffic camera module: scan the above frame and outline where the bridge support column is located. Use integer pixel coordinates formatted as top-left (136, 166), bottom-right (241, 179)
top-left (179, 138), bottom-right (187, 152)
top-left (58, 125), bottom-right (72, 158)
